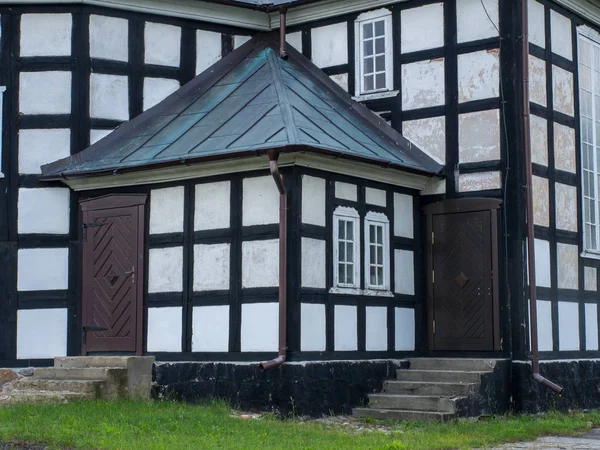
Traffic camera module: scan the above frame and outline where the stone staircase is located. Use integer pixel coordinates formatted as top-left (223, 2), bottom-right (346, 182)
top-left (353, 358), bottom-right (508, 422)
top-left (0, 356), bottom-right (154, 405)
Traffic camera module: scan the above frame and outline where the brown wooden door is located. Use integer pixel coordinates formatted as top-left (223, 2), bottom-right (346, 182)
top-left (432, 210), bottom-right (494, 351)
top-left (81, 195), bottom-right (146, 354)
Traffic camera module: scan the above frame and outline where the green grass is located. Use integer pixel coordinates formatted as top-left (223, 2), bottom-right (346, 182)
top-left (0, 400), bottom-right (598, 449)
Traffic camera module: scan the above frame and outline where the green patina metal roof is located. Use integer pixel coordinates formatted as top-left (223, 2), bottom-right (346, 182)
top-left (41, 33), bottom-right (442, 181)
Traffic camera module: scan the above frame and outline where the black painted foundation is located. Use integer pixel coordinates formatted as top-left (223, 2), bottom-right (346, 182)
top-left (152, 359), bottom-right (407, 416)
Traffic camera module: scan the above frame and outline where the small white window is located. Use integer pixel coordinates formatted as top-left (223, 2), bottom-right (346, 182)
top-left (355, 9), bottom-right (393, 96)
top-left (333, 206), bottom-right (360, 289)
top-left (364, 212), bottom-right (390, 291)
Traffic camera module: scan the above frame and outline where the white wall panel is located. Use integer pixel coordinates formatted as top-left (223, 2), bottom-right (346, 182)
top-left (145, 22), bottom-right (181, 67)
top-left (586, 303), bottom-right (599, 351)
top-left (395, 307), bottom-right (415, 351)
top-left (365, 187), bottom-right (386, 207)
top-left (550, 10), bottom-right (573, 60)
top-left (242, 176), bottom-right (279, 226)
top-left (457, 0), bottom-right (498, 43)
top-left (402, 116), bottom-right (446, 164)
top-left (334, 305), bottom-right (357, 351)
top-left (335, 181), bottom-right (357, 201)
top-left (458, 50), bottom-right (499, 103)
top-left (90, 15), bottom-right (128, 62)
top-left (149, 186), bottom-right (184, 234)
top-left (330, 73), bottom-right (349, 92)
top-left (301, 238), bottom-right (326, 289)
top-left (531, 114), bottom-right (548, 166)
top-left (533, 239), bottom-right (551, 288)
top-left (301, 303), bottom-right (326, 351)
top-left (301, 175), bottom-right (325, 226)
top-left (241, 303), bottom-right (278, 352)
top-left (18, 248), bottom-right (68, 291)
top-left (558, 301), bottom-right (580, 351)
top-left (242, 239), bottom-right (279, 288)
top-left (557, 243), bottom-right (578, 290)
top-left (401, 3), bottom-right (444, 53)
top-left (529, 55), bottom-right (547, 107)
top-left (535, 300), bottom-right (553, 351)
top-left (90, 73), bottom-right (129, 121)
top-left (402, 59), bottom-right (445, 110)
top-left (458, 171), bottom-right (502, 192)
top-left (194, 243), bottom-right (230, 291)
top-left (195, 181), bottom-right (231, 230)
top-left (148, 247), bottom-right (183, 293)
top-left (554, 122), bottom-right (576, 173)
top-left (21, 14), bottom-right (72, 57)
top-left (286, 31), bottom-right (302, 52)
top-left (20, 72), bottom-right (71, 115)
top-left (459, 109), bottom-right (500, 163)
top-left (17, 308), bottom-right (67, 359)
top-left (90, 129), bottom-right (113, 145)
top-left (311, 22), bottom-right (348, 68)
top-left (147, 307), bottom-right (182, 352)
top-left (18, 188), bottom-right (70, 234)
top-left (394, 193), bottom-right (413, 238)
top-left (552, 65), bottom-right (574, 116)
top-left (18, 129), bottom-right (70, 174)
top-left (394, 249), bottom-right (414, 295)
top-left (528, 0), bottom-right (546, 48)
top-left (366, 306), bottom-right (387, 351)
top-left (196, 30), bottom-right (222, 75)
top-left (585, 267), bottom-right (597, 292)
top-left (192, 305), bottom-right (229, 352)
top-left (143, 78), bottom-right (180, 111)
top-left (234, 35), bottom-right (251, 49)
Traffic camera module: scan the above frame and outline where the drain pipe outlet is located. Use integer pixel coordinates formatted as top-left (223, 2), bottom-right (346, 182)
top-left (522, 0), bottom-right (563, 395)
top-left (259, 152), bottom-right (288, 371)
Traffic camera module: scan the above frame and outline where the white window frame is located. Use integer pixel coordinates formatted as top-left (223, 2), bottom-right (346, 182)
top-left (578, 26), bottom-right (600, 258)
top-left (0, 87), bottom-right (6, 178)
top-left (364, 211), bottom-right (390, 292)
top-left (354, 8), bottom-right (394, 97)
top-left (332, 206), bottom-right (361, 292)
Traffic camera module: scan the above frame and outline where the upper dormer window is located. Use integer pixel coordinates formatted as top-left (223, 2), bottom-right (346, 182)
top-left (355, 9), bottom-right (393, 96)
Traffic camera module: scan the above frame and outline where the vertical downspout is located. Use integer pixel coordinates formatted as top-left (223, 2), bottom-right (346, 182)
top-left (259, 152), bottom-right (288, 371)
top-left (522, 0), bottom-right (563, 394)
top-left (279, 8), bottom-right (288, 59)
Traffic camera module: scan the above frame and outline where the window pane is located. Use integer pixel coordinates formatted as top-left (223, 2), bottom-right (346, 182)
top-left (375, 55), bottom-right (385, 72)
top-left (338, 220), bottom-right (345, 240)
top-left (364, 40), bottom-right (373, 56)
top-left (364, 57), bottom-right (374, 74)
top-left (377, 266), bottom-right (384, 284)
top-left (338, 263), bottom-right (346, 284)
top-left (339, 241), bottom-right (345, 261)
top-left (374, 20), bottom-right (385, 37)
top-left (363, 22), bottom-right (373, 39)
top-left (364, 75), bottom-right (374, 91)
top-left (347, 221), bottom-right (354, 240)
top-left (370, 245), bottom-right (375, 264)
top-left (347, 242), bottom-right (354, 263)
top-left (375, 73), bottom-right (386, 90)
top-left (377, 246), bottom-right (383, 265)
top-left (369, 224), bottom-right (375, 242)
top-left (370, 267), bottom-right (376, 286)
top-left (375, 37), bottom-right (385, 54)
top-left (347, 266), bottom-right (354, 284)
top-left (377, 225), bottom-right (383, 244)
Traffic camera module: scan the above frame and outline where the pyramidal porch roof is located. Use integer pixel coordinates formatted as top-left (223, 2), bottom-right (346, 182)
top-left (40, 33), bottom-right (442, 183)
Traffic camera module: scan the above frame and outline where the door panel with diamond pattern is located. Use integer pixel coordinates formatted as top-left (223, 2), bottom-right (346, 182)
top-left (82, 196), bottom-right (145, 353)
top-left (432, 211), bottom-right (493, 351)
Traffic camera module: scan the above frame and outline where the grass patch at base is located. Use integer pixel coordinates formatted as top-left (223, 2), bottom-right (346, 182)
top-left (0, 400), bottom-right (598, 449)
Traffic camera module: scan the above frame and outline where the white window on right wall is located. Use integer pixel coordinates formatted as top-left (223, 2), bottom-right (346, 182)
top-left (355, 9), bottom-right (393, 96)
top-left (333, 206), bottom-right (361, 289)
top-left (364, 212), bottom-right (390, 291)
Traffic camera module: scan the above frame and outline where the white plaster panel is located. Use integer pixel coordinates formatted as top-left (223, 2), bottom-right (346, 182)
top-left (20, 72), bottom-right (71, 115)
top-left (394, 193), bottom-right (413, 238)
top-left (366, 306), bottom-right (388, 351)
top-left (550, 10), bottom-right (573, 60)
top-left (459, 109), bottom-right (500, 163)
top-left (334, 305), bottom-right (357, 351)
top-left (18, 129), bottom-right (70, 174)
top-left (401, 3), bottom-right (444, 53)
top-left (553, 65), bottom-right (574, 116)
top-left (90, 73), bottom-right (129, 121)
top-left (90, 15), bottom-right (128, 62)
top-left (242, 176), bottom-right (279, 226)
top-left (586, 303), bottom-right (599, 351)
top-left (536, 300), bottom-right (553, 352)
top-left (241, 303), bottom-right (278, 352)
top-left (458, 50), bottom-right (499, 103)
top-left (147, 307), bottom-right (182, 352)
top-left (18, 188), bottom-right (70, 234)
top-left (585, 267), bottom-right (597, 292)
top-left (90, 129), bottom-right (113, 145)
top-left (192, 305), bottom-right (229, 352)
top-left (402, 59), bottom-right (445, 110)
top-left (145, 22), bottom-right (181, 67)
top-left (335, 181), bottom-right (357, 201)
top-left (196, 30), bottom-right (222, 75)
top-left (149, 186), bottom-right (184, 234)
top-left (301, 238), bottom-right (326, 289)
top-left (528, 0), bottom-right (546, 48)
top-left (311, 22), bottom-right (348, 68)
top-left (402, 116), bottom-right (446, 164)
top-left (529, 55), bottom-right (547, 107)
top-left (148, 247), bottom-right (183, 293)
top-left (554, 122), bottom-right (576, 173)
top-left (329, 74), bottom-right (349, 92)
top-left (234, 35), bottom-right (252, 49)
top-left (534, 239), bottom-right (551, 288)
top-left (20, 14), bottom-right (72, 57)
top-left (530, 114), bottom-right (548, 166)
top-left (557, 243), bottom-right (578, 290)
top-left (422, 179), bottom-right (446, 196)
top-left (195, 181), bottom-right (231, 231)
top-left (242, 239), bottom-right (279, 288)
top-left (457, 0), bottom-right (499, 43)
top-left (555, 183), bottom-right (577, 232)
top-left (301, 175), bottom-right (325, 226)
top-left (286, 31), bottom-right (302, 52)
top-left (558, 301), bottom-right (580, 351)
top-left (395, 307), bottom-right (415, 351)
top-left (301, 303), bottom-right (326, 351)
top-left (365, 187), bottom-right (386, 207)
top-left (17, 308), bottom-right (67, 359)
top-left (194, 243), bottom-right (230, 291)
top-left (18, 248), bottom-right (68, 291)
top-left (394, 249), bottom-right (415, 295)
top-left (143, 78), bottom-right (180, 111)
top-left (532, 175), bottom-right (549, 227)
top-left (458, 171), bottom-right (502, 192)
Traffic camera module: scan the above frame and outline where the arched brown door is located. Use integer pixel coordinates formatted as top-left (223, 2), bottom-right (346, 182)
top-left (80, 194), bottom-right (146, 355)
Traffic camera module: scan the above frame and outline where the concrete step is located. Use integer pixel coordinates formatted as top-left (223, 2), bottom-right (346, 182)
top-left (353, 407), bottom-right (455, 423)
top-left (409, 358), bottom-right (500, 372)
top-left (54, 356), bottom-right (131, 369)
top-left (396, 369), bottom-right (484, 383)
top-left (383, 380), bottom-right (477, 396)
top-left (0, 390), bottom-right (94, 405)
top-left (33, 367), bottom-right (125, 380)
top-left (368, 394), bottom-right (458, 413)
top-left (12, 378), bottom-right (105, 395)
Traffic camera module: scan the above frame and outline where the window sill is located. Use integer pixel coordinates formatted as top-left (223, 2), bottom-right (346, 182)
top-left (329, 287), bottom-right (394, 297)
top-left (581, 250), bottom-right (600, 261)
top-left (352, 90), bottom-right (399, 102)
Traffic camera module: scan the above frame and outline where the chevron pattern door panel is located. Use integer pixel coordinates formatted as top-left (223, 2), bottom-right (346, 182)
top-left (432, 211), bottom-right (493, 351)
